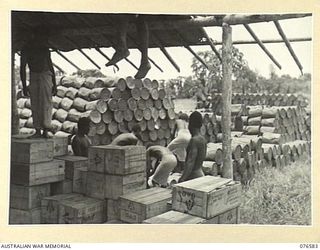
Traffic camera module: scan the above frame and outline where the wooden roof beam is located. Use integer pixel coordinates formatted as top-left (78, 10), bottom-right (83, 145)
top-left (216, 37), bottom-right (311, 45)
top-left (243, 23), bottom-right (282, 69)
top-left (174, 30), bottom-right (209, 69)
top-left (54, 50), bottom-right (82, 71)
top-left (152, 33), bottom-right (180, 72)
top-left (274, 20), bottom-right (303, 75)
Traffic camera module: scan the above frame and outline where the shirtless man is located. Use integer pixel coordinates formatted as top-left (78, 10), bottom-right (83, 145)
top-left (178, 111), bottom-right (207, 183)
top-left (110, 124), bottom-right (142, 146)
top-left (71, 117), bottom-right (92, 157)
top-left (147, 145), bottom-right (177, 188)
top-left (20, 28), bottom-right (57, 138)
top-left (105, 14), bottom-right (151, 79)
top-left (167, 113), bottom-right (191, 173)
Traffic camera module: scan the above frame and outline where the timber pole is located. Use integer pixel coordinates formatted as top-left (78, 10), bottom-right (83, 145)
top-left (11, 52), bottom-right (19, 135)
top-left (221, 22), bottom-right (233, 179)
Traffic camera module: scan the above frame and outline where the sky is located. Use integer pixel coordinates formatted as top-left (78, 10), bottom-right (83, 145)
top-left (18, 15), bottom-right (312, 80)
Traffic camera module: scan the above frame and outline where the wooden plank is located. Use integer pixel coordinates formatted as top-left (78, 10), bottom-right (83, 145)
top-left (85, 171), bottom-right (147, 200)
top-left (10, 183), bottom-right (51, 210)
top-left (107, 199), bottom-right (121, 221)
top-left (9, 207), bottom-right (41, 224)
top-left (11, 137), bottom-right (54, 164)
top-left (11, 160), bottom-right (65, 186)
top-left (88, 145), bottom-right (146, 175)
top-left (51, 137), bottom-right (68, 157)
top-left (50, 179), bottom-right (73, 196)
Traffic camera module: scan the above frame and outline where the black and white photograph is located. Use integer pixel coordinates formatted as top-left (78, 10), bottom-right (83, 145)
top-left (3, 2), bottom-right (317, 243)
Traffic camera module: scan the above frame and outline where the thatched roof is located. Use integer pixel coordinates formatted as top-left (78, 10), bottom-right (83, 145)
top-left (12, 11), bottom-right (208, 52)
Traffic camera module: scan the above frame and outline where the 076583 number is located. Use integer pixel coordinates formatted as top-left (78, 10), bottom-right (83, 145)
top-left (300, 244), bottom-right (318, 249)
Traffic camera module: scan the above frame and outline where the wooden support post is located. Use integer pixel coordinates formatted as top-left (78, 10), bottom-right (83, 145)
top-left (221, 23), bottom-right (233, 179)
top-left (54, 50), bottom-right (82, 71)
top-left (12, 51), bottom-right (19, 135)
top-left (243, 23), bottom-right (282, 70)
top-left (274, 20), bottom-right (303, 75)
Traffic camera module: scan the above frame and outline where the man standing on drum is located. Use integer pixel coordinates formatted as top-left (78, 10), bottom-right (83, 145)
top-left (20, 27), bottom-right (57, 138)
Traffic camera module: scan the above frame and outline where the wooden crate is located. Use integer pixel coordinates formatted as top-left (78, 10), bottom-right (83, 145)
top-left (58, 195), bottom-right (107, 224)
top-left (55, 155), bottom-right (88, 180)
top-left (119, 187), bottom-right (172, 223)
top-left (143, 210), bottom-right (206, 224)
top-left (51, 137), bottom-right (68, 157)
top-left (172, 176), bottom-right (242, 219)
top-left (11, 159), bottom-right (65, 186)
top-left (50, 179), bottom-right (73, 195)
top-left (41, 193), bottom-right (81, 224)
top-left (9, 207), bottom-right (41, 224)
top-left (11, 138), bottom-right (53, 164)
top-left (88, 145), bottom-right (146, 175)
top-left (86, 171), bottom-right (146, 200)
top-left (10, 183), bottom-right (51, 210)
top-left (107, 199), bottom-right (121, 221)
top-left (78, 168), bottom-right (88, 194)
top-left (143, 207), bottom-right (240, 224)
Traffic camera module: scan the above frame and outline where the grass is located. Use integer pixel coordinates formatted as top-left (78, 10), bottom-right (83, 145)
top-left (240, 155), bottom-right (311, 225)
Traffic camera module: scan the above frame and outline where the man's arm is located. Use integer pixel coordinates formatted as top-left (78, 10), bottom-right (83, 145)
top-left (20, 50), bottom-right (28, 96)
top-left (179, 139), bottom-right (198, 183)
top-left (71, 136), bottom-right (82, 156)
top-left (47, 51), bottom-right (57, 95)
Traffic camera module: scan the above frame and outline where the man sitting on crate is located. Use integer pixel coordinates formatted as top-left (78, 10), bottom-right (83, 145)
top-left (20, 26), bottom-right (57, 138)
top-left (146, 145), bottom-right (177, 188)
top-left (178, 111), bottom-right (207, 183)
top-left (110, 124), bottom-right (143, 146)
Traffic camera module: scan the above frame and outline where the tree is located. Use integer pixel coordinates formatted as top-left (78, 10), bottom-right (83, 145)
top-left (191, 46), bottom-right (257, 93)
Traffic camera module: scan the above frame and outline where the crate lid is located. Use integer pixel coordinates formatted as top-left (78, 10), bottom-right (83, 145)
top-left (143, 210), bottom-right (206, 224)
top-left (173, 176), bottom-right (234, 193)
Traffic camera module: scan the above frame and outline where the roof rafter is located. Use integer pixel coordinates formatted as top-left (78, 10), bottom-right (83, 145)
top-left (243, 23), bottom-right (282, 70)
top-left (274, 20), bottom-right (303, 75)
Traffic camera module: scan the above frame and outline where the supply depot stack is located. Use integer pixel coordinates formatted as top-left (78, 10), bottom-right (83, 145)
top-left (143, 176), bottom-right (242, 224)
top-left (10, 136), bottom-right (67, 224)
top-left (86, 145), bottom-right (147, 223)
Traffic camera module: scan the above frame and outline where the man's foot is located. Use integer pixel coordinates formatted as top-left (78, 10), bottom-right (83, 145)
top-left (29, 129), bottom-right (42, 139)
top-left (134, 61), bottom-right (151, 79)
top-left (105, 49), bottom-right (130, 67)
top-left (42, 130), bottom-right (52, 139)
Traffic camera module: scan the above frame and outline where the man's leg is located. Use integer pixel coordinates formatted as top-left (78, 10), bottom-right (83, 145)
top-left (29, 73), bottom-right (42, 138)
top-left (134, 16), bottom-right (151, 79)
top-left (40, 72), bottom-right (53, 138)
top-left (105, 15), bottom-right (130, 67)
